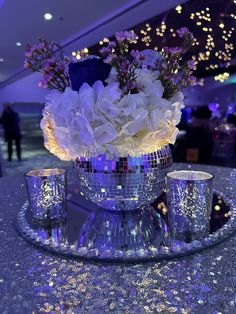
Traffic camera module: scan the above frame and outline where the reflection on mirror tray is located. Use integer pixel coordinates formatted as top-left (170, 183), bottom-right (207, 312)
top-left (16, 185), bottom-right (236, 263)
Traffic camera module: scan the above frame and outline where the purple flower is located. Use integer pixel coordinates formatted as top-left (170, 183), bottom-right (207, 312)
top-left (38, 78), bottom-right (49, 88)
top-left (55, 63), bottom-right (66, 72)
top-left (163, 47), bottom-right (170, 54)
top-left (130, 50), bottom-right (145, 63)
top-left (24, 50), bottom-right (32, 58)
top-left (130, 49), bottom-right (139, 58)
top-left (24, 61), bottom-right (30, 68)
top-left (171, 73), bottom-right (183, 85)
top-left (42, 59), bottom-right (57, 74)
top-left (163, 46), bottom-right (182, 55)
top-left (108, 41), bottom-right (116, 49)
top-left (188, 75), bottom-right (197, 86)
top-left (125, 31), bottom-right (136, 41)
top-left (37, 42), bottom-right (45, 50)
top-left (123, 81), bottom-right (140, 93)
top-left (99, 46), bottom-right (111, 56)
top-left (120, 60), bottom-right (131, 72)
top-left (160, 63), bottom-right (168, 70)
top-left (115, 31), bottom-right (136, 42)
top-left (169, 47), bottom-right (183, 55)
top-left (115, 31), bottom-right (127, 42)
top-left (176, 27), bottom-right (189, 38)
top-left (187, 60), bottom-right (196, 69)
top-left (24, 38), bottom-right (70, 91)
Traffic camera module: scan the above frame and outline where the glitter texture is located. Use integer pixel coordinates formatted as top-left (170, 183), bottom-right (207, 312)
top-left (16, 190), bottom-right (235, 262)
top-left (25, 168), bottom-right (67, 224)
top-left (1, 164), bottom-right (236, 313)
top-left (166, 170), bottom-right (214, 242)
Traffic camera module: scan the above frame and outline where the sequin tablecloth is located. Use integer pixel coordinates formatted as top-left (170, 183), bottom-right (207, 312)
top-left (1, 164), bottom-right (236, 314)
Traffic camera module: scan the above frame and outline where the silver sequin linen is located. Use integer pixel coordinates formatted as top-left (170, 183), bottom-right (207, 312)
top-left (1, 164), bottom-right (236, 313)
top-left (74, 146), bottom-right (172, 211)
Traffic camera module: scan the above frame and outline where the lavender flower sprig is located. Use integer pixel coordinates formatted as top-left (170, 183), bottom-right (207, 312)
top-left (100, 31), bottom-right (142, 94)
top-left (157, 27), bottom-right (198, 98)
top-left (24, 39), bottom-right (70, 92)
top-left (100, 27), bottom-right (198, 98)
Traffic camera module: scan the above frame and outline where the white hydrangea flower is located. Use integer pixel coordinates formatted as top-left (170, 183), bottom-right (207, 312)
top-left (40, 71), bottom-right (184, 160)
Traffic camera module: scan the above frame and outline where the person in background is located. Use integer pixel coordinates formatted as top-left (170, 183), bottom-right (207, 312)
top-left (0, 105), bottom-right (22, 161)
top-left (185, 106), bottom-right (213, 164)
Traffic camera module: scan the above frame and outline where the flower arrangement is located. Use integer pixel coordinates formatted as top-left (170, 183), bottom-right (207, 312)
top-left (25, 28), bottom-right (198, 161)
top-left (24, 39), bottom-right (70, 91)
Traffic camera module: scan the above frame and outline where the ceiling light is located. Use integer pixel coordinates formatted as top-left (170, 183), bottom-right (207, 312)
top-left (44, 13), bottom-right (53, 20)
top-left (0, 58), bottom-right (4, 62)
top-left (16, 42), bottom-right (22, 46)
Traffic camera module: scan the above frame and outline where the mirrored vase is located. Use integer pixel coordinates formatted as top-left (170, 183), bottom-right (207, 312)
top-left (74, 145), bottom-right (172, 212)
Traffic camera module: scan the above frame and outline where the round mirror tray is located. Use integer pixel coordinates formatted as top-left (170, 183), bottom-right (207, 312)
top-left (16, 187), bottom-right (236, 263)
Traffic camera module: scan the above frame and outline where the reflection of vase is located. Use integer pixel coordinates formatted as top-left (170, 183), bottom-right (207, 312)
top-left (79, 206), bottom-right (167, 252)
top-left (74, 145), bottom-right (172, 212)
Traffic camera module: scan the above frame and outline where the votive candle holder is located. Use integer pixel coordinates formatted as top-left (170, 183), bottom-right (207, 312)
top-left (25, 168), bottom-right (67, 225)
top-left (166, 170), bottom-right (214, 242)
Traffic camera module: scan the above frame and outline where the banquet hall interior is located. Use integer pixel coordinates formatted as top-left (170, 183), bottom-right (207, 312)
top-left (1, 1), bottom-right (236, 314)
top-left (0, 0), bottom-right (236, 175)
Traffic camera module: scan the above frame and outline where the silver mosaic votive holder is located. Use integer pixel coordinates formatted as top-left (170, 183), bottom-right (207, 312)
top-left (25, 168), bottom-right (67, 225)
top-left (166, 170), bottom-right (214, 242)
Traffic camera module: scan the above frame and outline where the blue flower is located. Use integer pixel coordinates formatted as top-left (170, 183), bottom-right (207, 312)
top-left (69, 58), bottom-right (111, 91)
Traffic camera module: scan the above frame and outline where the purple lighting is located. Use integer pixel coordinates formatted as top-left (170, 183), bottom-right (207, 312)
top-left (227, 103), bottom-right (236, 115)
top-left (208, 102), bottom-right (220, 112)
top-left (0, 0), bottom-right (5, 8)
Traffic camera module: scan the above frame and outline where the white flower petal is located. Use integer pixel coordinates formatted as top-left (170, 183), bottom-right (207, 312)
top-left (94, 123), bottom-right (117, 146)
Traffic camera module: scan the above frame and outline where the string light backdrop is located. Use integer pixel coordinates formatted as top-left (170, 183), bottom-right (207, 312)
top-left (71, 0), bottom-right (236, 84)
